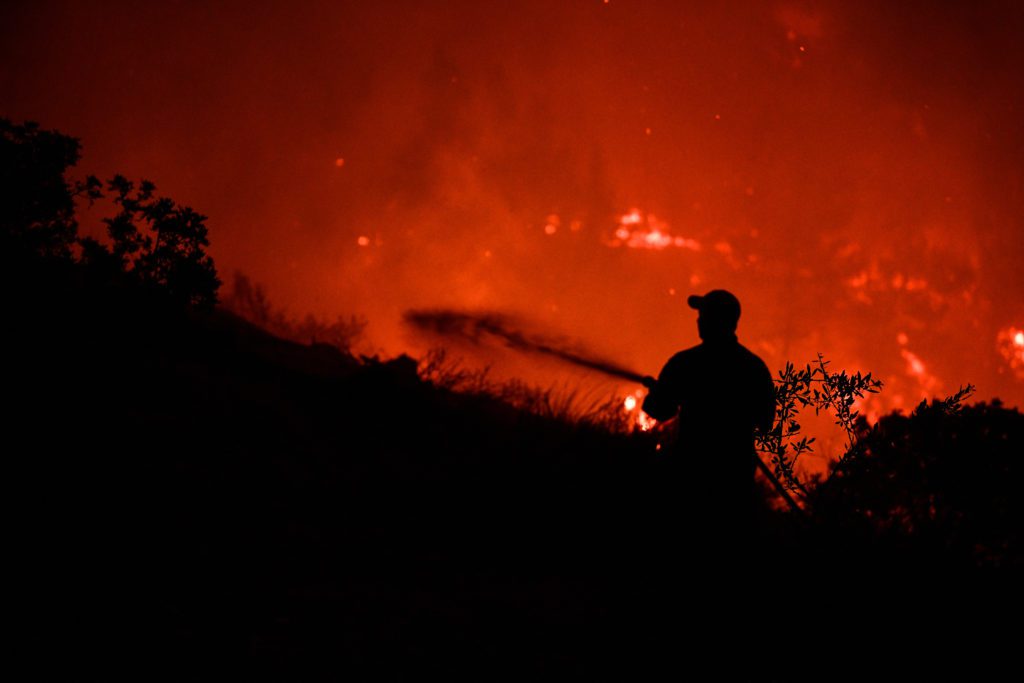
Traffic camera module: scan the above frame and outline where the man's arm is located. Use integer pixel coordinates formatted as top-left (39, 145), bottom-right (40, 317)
top-left (641, 360), bottom-right (681, 422)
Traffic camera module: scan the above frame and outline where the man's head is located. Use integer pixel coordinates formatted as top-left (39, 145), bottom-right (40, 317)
top-left (688, 289), bottom-right (741, 340)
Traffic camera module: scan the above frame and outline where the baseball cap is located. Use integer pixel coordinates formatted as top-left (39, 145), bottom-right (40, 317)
top-left (687, 289), bottom-right (741, 325)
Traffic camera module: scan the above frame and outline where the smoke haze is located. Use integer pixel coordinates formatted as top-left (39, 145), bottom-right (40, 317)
top-left (3, 0), bottom-right (1023, 415)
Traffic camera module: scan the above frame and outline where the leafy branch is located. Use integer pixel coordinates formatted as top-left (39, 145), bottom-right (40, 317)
top-left (90, 175), bottom-right (220, 308)
top-left (755, 354), bottom-right (883, 494)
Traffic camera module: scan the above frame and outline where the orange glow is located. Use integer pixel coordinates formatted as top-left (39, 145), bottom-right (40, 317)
top-left (904, 351), bottom-right (925, 377)
top-left (623, 389), bottom-right (656, 431)
top-left (608, 209), bottom-right (701, 251)
top-left (997, 327), bottom-right (1024, 379)
top-left (621, 210), bottom-right (642, 226)
top-left (5, 1), bottom-right (1020, 428)
top-left (544, 214), bottom-right (560, 235)
top-left (901, 348), bottom-right (941, 395)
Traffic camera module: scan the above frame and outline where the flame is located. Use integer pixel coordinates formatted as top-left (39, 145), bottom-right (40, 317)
top-left (623, 389), bottom-right (657, 432)
top-left (997, 327), bottom-right (1024, 379)
top-left (607, 209), bottom-right (701, 251)
top-left (900, 348), bottom-right (941, 395)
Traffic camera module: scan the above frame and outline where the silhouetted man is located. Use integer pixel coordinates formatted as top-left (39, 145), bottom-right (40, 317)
top-left (641, 289), bottom-right (775, 554)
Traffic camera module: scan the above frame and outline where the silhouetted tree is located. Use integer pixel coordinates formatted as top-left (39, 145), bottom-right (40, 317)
top-left (1, 117), bottom-right (220, 308)
top-left (100, 175), bottom-right (220, 308)
top-left (0, 117), bottom-right (100, 260)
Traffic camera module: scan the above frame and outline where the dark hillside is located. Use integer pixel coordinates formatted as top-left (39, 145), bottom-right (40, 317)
top-left (6, 253), bottom-right (664, 675)
top-left (4, 117), bottom-right (1020, 678)
top-left (8, 256), bottom-right (1021, 678)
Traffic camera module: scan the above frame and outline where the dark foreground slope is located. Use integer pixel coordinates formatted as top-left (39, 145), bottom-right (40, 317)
top-left (7, 258), bottom-right (1021, 679)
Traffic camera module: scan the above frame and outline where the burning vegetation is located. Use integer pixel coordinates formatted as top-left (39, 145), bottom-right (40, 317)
top-left (4, 2), bottom-right (1021, 422)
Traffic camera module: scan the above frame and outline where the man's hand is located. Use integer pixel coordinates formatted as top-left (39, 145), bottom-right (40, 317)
top-left (641, 375), bottom-right (658, 390)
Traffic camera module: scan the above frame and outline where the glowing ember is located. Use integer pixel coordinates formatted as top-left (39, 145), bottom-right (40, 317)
top-left (904, 350), bottom-right (925, 376)
top-left (844, 260), bottom-right (934, 307)
top-left (356, 235), bottom-right (370, 247)
top-left (607, 209), bottom-right (701, 251)
top-left (622, 389), bottom-right (657, 431)
top-left (900, 348), bottom-right (941, 394)
top-left (334, 158), bottom-right (345, 167)
top-left (997, 327), bottom-right (1024, 379)
top-left (544, 213), bottom-right (560, 235)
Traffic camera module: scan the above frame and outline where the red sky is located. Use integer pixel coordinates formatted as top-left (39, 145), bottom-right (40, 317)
top-left (3, 0), bottom-right (1023, 434)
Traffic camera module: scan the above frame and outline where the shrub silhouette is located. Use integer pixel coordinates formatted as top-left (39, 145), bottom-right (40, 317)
top-left (1, 116), bottom-right (219, 308)
top-left (222, 271), bottom-right (367, 351)
top-left (809, 390), bottom-right (1021, 567)
top-left (755, 354), bottom-right (883, 497)
top-left (0, 117), bottom-right (100, 260)
top-left (95, 175), bottom-right (220, 308)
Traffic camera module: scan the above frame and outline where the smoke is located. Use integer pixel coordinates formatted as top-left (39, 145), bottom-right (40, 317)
top-left (2, 0), bottom-right (1022, 409)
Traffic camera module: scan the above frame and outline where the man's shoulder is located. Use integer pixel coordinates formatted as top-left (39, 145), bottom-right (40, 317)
top-left (664, 341), bottom-right (771, 377)
top-left (736, 342), bottom-right (772, 375)
top-left (666, 344), bottom-right (703, 366)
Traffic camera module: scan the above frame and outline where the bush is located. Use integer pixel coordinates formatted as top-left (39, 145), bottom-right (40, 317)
top-left (222, 271), bottom-right (367, 351)
top-left (1, 116), bottom-right (219, 308)
top-left (0, 117), bottom-right (99, 260)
